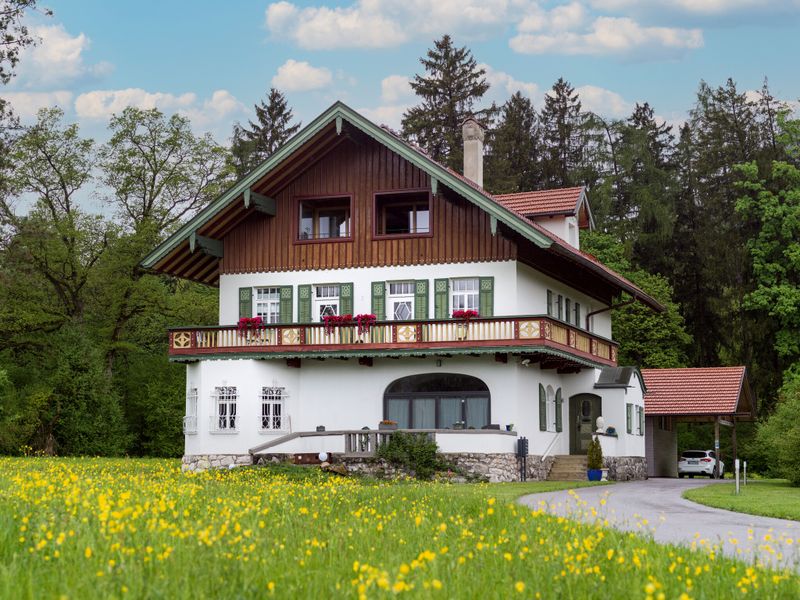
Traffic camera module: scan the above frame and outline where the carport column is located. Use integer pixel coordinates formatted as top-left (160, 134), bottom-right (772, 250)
top-left (714, 417), bottom-right (720, 477)
top-left (731, 418), bottom-right (737, 465)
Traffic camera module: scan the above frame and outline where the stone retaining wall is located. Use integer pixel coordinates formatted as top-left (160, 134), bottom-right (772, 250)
top-left (604, 456), bottom-right (647, 481)
top-left (182, 454), bottom-right (252, 472)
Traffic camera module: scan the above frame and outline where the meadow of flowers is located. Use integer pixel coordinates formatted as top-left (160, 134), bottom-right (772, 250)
top-left (0, 457), bottom-right (797, 599)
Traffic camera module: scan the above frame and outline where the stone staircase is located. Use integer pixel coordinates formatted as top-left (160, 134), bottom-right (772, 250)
top-left (547, 455), bottom-right (588, 481)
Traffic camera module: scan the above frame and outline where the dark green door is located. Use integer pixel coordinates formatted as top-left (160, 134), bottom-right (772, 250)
top-left (569, 394), bottom-right (602, 455)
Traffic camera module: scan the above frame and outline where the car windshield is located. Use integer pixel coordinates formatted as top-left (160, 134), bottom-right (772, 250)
top-left (681, 451), bottom-right (707, 458)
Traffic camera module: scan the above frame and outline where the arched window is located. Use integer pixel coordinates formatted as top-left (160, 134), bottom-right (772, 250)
top-left (546, 385), bottom-right (556, 432)
top-left (384, 373), bottom-right (490, 430)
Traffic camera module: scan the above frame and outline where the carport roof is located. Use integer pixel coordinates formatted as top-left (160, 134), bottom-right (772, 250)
top-left (641, 367), bottom-right (755, 419)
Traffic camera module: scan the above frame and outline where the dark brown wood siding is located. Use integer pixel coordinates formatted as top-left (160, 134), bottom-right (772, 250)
top-left (220, 137), bottom-right (516, 273)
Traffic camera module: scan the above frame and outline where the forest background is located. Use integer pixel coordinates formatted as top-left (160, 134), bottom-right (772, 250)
top-left (1, 2), bottom-right (799, 480)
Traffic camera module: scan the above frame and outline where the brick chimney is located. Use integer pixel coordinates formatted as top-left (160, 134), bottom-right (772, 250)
top-left (462, 117), bottom-right (484, 188)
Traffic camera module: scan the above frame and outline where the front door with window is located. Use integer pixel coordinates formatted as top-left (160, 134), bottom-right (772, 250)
top-left (569, 394), bottom-right (602, 455)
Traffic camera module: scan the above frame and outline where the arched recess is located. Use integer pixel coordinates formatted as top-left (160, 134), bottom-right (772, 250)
top-left (568, 393), bottom-right (602, 455)
top-left (384, 373), bottom-right (490, 430)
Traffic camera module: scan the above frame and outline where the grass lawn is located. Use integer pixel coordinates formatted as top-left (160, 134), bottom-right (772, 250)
top-left (684, 479), bottom-right (800, 521)
top-left (0, 458), bottom-right (796, 599)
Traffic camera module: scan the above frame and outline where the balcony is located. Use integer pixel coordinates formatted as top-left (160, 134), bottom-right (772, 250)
top-left (168, 315), bottom-right (618, 367)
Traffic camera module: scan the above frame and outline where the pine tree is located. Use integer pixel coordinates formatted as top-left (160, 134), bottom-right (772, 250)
top-left (231, 88), bottom-right (300, 177)
top-left (539, 78), bottom-right (585, 187)
top-left (401, 35), bottom-right (491, 172)
top-left (485, 92), bottom-right (540, 194)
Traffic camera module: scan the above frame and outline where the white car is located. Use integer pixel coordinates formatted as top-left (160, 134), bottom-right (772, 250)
top-left (678, 450), bottom-right (724, 478)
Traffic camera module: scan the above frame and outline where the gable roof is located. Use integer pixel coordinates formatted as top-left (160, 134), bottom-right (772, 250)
top-left (594, 366), bottom-right (646, 391)
top-left (139, 101), bottom-right (662, 311)
top-left (641, 367), bottom-right (755, 418)
top-left (495, 187), bottom-right (589, 218)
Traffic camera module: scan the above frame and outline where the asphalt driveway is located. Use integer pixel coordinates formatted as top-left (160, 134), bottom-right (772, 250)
top-left (518, 478), bottom-right (800, 571)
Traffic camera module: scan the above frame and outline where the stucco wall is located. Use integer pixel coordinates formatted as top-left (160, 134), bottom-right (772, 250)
top-left (185, 356), bottom-right (644, 459)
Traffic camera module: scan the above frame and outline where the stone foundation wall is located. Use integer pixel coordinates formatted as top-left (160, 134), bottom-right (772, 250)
top-left (604, 456), bottom-right (647, 481)
top-left (182, 454), bottom-right (253, 472)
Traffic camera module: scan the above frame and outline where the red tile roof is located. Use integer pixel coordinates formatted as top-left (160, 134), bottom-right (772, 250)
top-left (494, 187), bottom-right (585, 216)
top-left (641, 367), bottom-right (749, 416)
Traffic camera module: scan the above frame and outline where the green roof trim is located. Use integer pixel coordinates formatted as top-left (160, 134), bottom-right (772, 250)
top-left (168, 345), bottom-right (606, 368)
top-left (140, 101), bottom-right (552, 270)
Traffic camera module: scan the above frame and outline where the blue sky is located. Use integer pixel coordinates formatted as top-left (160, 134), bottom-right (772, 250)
top-left (2, 0), bottom-right (799, 143)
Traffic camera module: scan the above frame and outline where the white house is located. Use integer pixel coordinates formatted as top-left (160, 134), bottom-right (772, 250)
top-left (141, 103), bottom-right (662, 481)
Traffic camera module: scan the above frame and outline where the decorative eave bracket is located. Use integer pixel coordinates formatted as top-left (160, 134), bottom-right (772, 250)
top-left (188, 232), bottom-right (223, 258)
top-left (243, 189), bottom-right (276, 215)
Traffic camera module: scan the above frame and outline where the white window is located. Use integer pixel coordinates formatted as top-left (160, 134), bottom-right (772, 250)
top-left (451, 278), bottom-right (479, 312)
top-left (261, 387), bottom-right (286, 431)
top-left (388, 281), bottom-right (415, 321)
top-left (546, 385), bottom-right (556, 432)
top-left (314, 285), bottom-right (340, 321)
top-left (255, 287), bottom-right (281, 323)
top-left (183, 387), bottom-right (198, 434)
top-left (212, 386), bottom-right (238, 431)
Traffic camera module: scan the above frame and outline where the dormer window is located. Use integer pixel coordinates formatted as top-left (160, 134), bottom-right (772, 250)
top-left (298, 196), bottom-right (351, 240)
top-left (375, 190), bottom-right (430, 237)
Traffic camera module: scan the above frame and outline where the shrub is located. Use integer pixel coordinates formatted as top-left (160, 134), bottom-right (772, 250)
top-left (757, 365), bottom-right (800, 486)
top-left (587, 436), bottom-right (603, 470)
top-left (376, 432), bottom-right (445, 480)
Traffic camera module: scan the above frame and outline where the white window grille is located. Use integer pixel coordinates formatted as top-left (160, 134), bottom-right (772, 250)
top-left (388, 281), bottom-right (415, 320)
top-left (255, 287), bottom-right (281, 323)
top-left (450, 278), bottom-right (479, 312)
top-left (314, 285), bottom-right (340, 321)
top-left (183, 387), bottom-right (198, 434)
top-left (211, 386), bottom-right (238, 432)
top-left (260, 387), bottom-right (286, 431)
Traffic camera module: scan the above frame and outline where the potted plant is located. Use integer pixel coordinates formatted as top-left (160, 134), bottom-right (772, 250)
top-left (587, 436), bottom-right (603, 481)
top-left (378, 419), bottom-right (397, 431)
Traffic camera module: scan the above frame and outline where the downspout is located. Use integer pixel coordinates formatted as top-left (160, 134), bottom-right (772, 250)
top-left (585, 298), bottom-right (637, 331)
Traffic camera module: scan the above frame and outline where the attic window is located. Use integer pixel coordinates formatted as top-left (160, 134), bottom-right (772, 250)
top-left (298, 196), bottom-right (351, 240)
top-left (375, 190), bottom-right (430, 236)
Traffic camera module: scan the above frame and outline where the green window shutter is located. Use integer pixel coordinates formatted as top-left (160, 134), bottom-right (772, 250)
top-left (555, 388), bottom-right (563, 432)
top-left (638, 406), bottom-right (644, 436)
top-left (239, 287), bottom-right (252, 319)
top-left (371, 282), bottom-right (386, 320)
top-left (479, 277), bottom-right (494, 317)
top-left (574, 302), bottom-right (581, 328)
top-left (565, 299), bottom-right (571, 323)
top-left (279, 286), bottom-right (293, 324)
top-left (434, 279), bottom-right (449, 319)
top-left (340, 282), bottom-right (354, 316)
top-left (626, 403), bottom-right (633, 434)
top-left (414, 280), bottom-right (428, 320)
top-left (547, 290), bottom-right (553, 316)
top-left (539, 384), bottom-right (547, 431)
top-left (557, 295), bottom-right (563, 320)
top-left (298, 285), bottom-right (312, 323)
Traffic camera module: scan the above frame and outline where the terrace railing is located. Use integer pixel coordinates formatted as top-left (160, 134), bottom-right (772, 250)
top-left (169, 315), bottom-right (617, 366)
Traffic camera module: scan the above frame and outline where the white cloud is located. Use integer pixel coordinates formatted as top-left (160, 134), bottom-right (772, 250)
top-left (574, 84), bottom-right (632, 117)
top-left (0, 91), bottom-right (73, 119)
top-left (380, 75), bottom-right (413, 103)
top-left (481, 64), bottom-right (540, 104)
top-left (265, 0), bottom-right (532, 49)
top-left (271, 59), bottom-right (333, 92)
top-left (518, 1), bottom-right (587, 33)
top-left (13, 24), bottom-right (113, 89)
top-left (358, 104), bottom-right (409, 130)
top-left (589, 0), bottom-right (799, 16)
top-left (511, 15), bottom-right (703, 58)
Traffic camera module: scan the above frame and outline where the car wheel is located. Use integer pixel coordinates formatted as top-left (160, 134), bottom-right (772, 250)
top-left (678, 473), bottom-right (684, 479)
top-left (689, 475), bottom-right (694, 479)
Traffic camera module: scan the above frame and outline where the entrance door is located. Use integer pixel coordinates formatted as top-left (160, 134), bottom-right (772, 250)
top-left (569, 394), bottom-right (602, 455)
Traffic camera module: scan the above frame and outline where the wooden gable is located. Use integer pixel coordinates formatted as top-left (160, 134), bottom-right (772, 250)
top-left (220, 136), bottom-right (517, 274)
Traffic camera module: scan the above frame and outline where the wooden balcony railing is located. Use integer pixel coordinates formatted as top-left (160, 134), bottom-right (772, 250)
top-left (169, 315), bottom-right (618, 366)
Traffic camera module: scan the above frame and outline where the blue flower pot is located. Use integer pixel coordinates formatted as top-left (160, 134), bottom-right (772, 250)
top-left (587, 469), bottom-right (603, 481)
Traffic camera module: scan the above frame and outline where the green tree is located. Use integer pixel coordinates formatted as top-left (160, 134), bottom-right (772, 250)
top-left (484, 92), bottom-right (540, 194)
top-left (0, 0), bottom-right (49, 85)
top-left (582, 231), bottom-right (692, 368)
top-left (756, 365), bottom-right (800, 485)
top-left (539, 78), bottom-right (585, 188)
top-left (231, 88), bottom-right (300, 177)
top-left (402, 35), bottom-right (491, 172)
